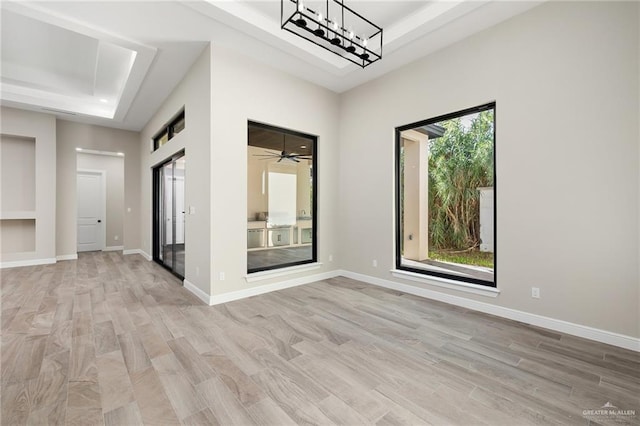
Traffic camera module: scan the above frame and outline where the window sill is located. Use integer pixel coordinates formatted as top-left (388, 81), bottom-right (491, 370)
top-left (0, 211), bottom-right (36, 220)
top-left (390, 269), bottom-right (500, 297)
top-left (245, 262), bottom-right (323, 283)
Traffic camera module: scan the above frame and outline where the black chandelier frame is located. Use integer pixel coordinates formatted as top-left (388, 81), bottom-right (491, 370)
top-left (281, 0), bottom-right (383, 68)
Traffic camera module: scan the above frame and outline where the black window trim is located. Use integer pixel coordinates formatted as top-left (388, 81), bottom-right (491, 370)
top-left (247, 120), bottom-right (318, 274)
top-left (153, 109), bottom-right (186, 151)
top-left (394, 102), bottom-right (497, 288)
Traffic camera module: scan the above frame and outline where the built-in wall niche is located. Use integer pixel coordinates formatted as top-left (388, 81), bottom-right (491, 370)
top-left (0, 219), bottom-right (36, 254)
top-left (1, 134), bottom-right (36, 215)
top-left (1, 134), bottom-right (37, 256)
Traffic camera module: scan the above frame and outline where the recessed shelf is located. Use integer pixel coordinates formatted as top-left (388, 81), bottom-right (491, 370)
top-left (1, 134), bottom-right (36, 212)
top-left (0, 211), bottom-right (36, 220)
top-left (1, 133), bottom-right (37, 256)
top-left (1, 219), bottom-right (36, 254)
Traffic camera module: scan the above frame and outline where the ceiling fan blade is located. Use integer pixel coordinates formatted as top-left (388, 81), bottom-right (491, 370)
top-left (253, 154), bottom-right (279, 157)
top-left (277, 157), bottom-right (283, 163)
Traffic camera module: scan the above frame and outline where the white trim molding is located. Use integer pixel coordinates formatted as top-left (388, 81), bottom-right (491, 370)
top-left (183, 279), bottom-right (211, 305)
top-left (56, 254), bottom-right (78, 261)
top-left (209, 269), bottom-right (341, 306)
top-left (0, 258), bottom-right (57, 269)
top-left (342, 270), bottom-right (640, 352)
top-left (123, 249), bottom-right (152, 261)
top-left (176, 266), bottom-right (640, 352)
top-left (103, 246), bottom-right (124, 252)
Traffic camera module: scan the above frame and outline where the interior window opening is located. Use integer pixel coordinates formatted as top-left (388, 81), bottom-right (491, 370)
top-left (247, 122), bottom-right (317, 273)
top-left (396, 103), bottom-right (496, 287)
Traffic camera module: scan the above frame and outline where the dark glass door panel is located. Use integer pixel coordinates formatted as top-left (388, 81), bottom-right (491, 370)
top-left (153, 152), bottom-right (185, 279)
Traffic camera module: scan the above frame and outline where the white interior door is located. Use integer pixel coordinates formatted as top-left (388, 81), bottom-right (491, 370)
top-left (77, 171), bottom-right (104, 252)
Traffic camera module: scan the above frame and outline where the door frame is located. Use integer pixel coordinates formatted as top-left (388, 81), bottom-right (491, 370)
top-left (77, 169), bottom-right (106, 252)
top-left (152, 150), bottom-right (185, 279)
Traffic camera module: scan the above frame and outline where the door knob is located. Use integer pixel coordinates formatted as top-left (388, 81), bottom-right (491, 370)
top-left (97, 220), bottom-right (102, 223)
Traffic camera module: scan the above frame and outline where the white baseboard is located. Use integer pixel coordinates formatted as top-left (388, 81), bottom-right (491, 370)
top-left (341, 270), bottom-right (640, 352)
top-left (122, 249), bottom-right (152, 261)
top-left (176, 266), bottom-right (640, 352)
top-left (56, 254), bottom-right (78, 261)
top-left (245, 262), bottom-right (322, 283)
top-left (207, 269), bottom-right (342, 306)
top-left (183, 279), bottom-right (211, 305)
top-left (0, 258), bottom-right (57, 269)
top-left (103, 246), bottom-right (124, 252)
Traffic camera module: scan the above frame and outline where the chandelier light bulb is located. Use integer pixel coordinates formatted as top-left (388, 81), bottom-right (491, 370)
top-left (348, 30), bottom-right (354, 39)
top-left (332, 19), bottom-right (338, 31)
top-left (297, 1), bottom-right (304, 12)
top-left (363, 38), bottom-right (368, 47)
top-left (313, 12), bottom-right (325, 36)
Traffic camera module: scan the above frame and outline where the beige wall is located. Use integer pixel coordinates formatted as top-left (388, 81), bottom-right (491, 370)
top-left (339, 1), bottom-right (639, 337)
top-left (637, 3), bottom-right (640, 334)
top-left (210, 45), bottom-right (341, 295)
top-left (140, 45), bottom-right (211, 294)
top-left (1, 135), bottom-right (36, 212)
top-left (1, 220), bottom-right (36, 254)
top-left (77, 153), bottom-right (125, 249)
top-left (0, 134), bottom-right (37, 255)
top-left (56, 120), bottom-right (140, 257)
top-left (0, 107), bottom-right (56, 264)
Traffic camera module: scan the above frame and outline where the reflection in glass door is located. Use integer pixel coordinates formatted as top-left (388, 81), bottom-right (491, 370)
top-left (153, 152), bottom-right (185, 278)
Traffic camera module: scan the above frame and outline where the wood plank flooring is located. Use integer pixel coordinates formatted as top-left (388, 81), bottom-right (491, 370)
top-left (2, 252), bottom-right (639, 425)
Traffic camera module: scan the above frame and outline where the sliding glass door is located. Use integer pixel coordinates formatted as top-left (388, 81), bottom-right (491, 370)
top-left (153, 152), bottom-right (185, 278)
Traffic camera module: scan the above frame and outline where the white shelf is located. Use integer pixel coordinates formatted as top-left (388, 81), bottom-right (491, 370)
top-left (0, 211), bottom-right (36, 220)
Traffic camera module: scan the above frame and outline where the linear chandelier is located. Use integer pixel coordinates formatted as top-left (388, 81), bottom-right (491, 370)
top-left (281, 0), bottom-right (383, 68)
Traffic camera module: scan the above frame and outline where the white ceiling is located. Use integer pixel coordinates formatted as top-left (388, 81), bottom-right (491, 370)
top-left (0, 0), bottom-right (543, 131)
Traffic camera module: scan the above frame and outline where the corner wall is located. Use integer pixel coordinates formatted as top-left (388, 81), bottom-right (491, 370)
top-left (140, 45), bottom-right (211, 296)
top-left (0, 107), bottom-right (56, 266)
top-left (210, 45), bottom-right (341, 297)
top-left (338, 1), bottom-right (639, 338)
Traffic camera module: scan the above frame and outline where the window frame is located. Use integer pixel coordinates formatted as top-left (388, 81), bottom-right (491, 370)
top-left (394, 102), bottom-right (497, 288)
top-left (247, 121), bottom-right (318, 274)
top-left (153, 109), bottom-right (185, 151)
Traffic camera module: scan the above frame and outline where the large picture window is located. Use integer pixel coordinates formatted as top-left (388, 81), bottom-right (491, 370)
top-left (395, 103), bottom-right (496, 287)
top-left (247, 122), bottom-right (317, 273)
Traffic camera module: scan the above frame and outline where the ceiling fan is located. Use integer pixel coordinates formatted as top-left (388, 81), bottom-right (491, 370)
top-left (253, 134), bottom-right (312, 163)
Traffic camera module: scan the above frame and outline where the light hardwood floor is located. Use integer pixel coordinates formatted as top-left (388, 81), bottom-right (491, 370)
top-left (2, 252), bottom-right (638, 425)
